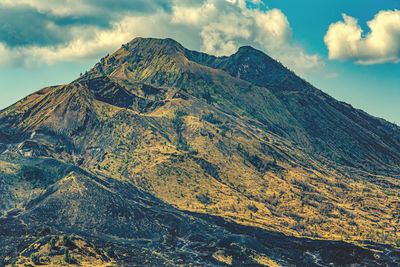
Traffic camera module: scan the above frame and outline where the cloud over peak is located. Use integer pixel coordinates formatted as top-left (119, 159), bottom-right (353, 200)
top-left (0, 0), bottom-right (323, 74)
top-left (324, 10), bottom-right (400, 65)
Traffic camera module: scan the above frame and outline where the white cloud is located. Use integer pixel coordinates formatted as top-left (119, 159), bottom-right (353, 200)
top-left (253, 8), bottom-right (292, 46)
top-left (0, 23), bottom-right (134, 68)
top-left (0, 0), bottom-right (323, 75)
top-left (324, 10), bottom-right (400, 64)
top-left (0, 43), bottom-right (24, 67)
top-left (0, 0), bottom-right (168, 17)
top-left (325, 72), bottom-right (339, 79)
top-left (0, 0), bottom-right (94, 16)
top-left (171, 1), bottom-right (323, 74)
top-left (171, 2), bottom-right (217, 25)
top-left (0, 26), bottom-right (129, 68)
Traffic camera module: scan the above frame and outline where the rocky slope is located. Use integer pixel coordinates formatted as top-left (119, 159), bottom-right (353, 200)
top-left (0, 37), bottom-right (400, 266)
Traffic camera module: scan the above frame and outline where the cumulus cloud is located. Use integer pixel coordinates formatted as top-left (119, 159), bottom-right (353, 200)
top-left (0, 0), bottom-right (171, 17)
top-left (0, 0), bottom-right (323, 74)
top-left (170, 0), bottom-right (323, 73)
top-left (324, 10), bottom-right (400, 64)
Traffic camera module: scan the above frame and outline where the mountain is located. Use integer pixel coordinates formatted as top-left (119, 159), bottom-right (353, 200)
top-left (0, 37), bottom-right (400, 266)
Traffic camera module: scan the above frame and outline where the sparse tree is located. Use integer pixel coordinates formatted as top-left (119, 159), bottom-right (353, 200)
top-left (49, 236), bottom-right (57, 249)
top-left (31, 253), bottom-right (41, 264)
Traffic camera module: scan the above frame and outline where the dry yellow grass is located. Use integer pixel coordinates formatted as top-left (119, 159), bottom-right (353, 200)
top-left (8, 235), bottom-right (116, 267)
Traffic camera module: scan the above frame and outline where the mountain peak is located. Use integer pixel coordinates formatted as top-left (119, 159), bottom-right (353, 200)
top-left (83, 37), bottom-right (188, 83)
top-left (125, 37), bottom-right (185, 55)
top-left (128, 36), bottom-right (182, 45)
top-left (187, 43), bottom-right (297, 90)
top-left (237, 45), bottom-right (262, 54)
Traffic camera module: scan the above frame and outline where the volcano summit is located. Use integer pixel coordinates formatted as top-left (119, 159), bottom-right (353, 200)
top-left (0, 38), bottom-right (399, 266)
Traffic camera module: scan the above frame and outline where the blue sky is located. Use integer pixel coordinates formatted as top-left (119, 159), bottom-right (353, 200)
top-left (267, 0), bottom-right (400, 124)
top-left (0, 0), bottom-right (399, 124)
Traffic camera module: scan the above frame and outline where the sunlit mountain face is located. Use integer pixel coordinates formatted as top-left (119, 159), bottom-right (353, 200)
top-left (0, 37), bottom-right (399, 266)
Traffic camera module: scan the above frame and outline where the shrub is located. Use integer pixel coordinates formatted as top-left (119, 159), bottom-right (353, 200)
top-left (21, 166), bottom-right (45, 182)
top-left (201, 112), bottom-right (222, 124)
top-left (307, 215), bottom-right (325, 225)
top-left (63, 248), bottom-right (76, 264)
top-left (319, 203), bottom-right (334, 217)
top-left (31, 254), bottom-right (41, 264)
top-left (175, 110), bottom-right (188, 117)
top-left (196, 193), bottom-right (213, 205)
top-left (62, 234), bottom-right (74, 247)
top-left (174, 136), bottom-right (189, 151)
top-left (172, 115), bottom-right (184, 133)
top-left (201, 90), bottom-right (213, 103)
top-left (172, 110), bottom-right (189, 151)
top-left (49, 236), bottom-right (58, 249)
top-left (105, 247), bottom-right (116, 258)
top-left (219, 124), bottom-right (230, 136)
top-left (292, 179), bottom-right (315, 192)
top-left (247, 204), bottom-right (259, 213)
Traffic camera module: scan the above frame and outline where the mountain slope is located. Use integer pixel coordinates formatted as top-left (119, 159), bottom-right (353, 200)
top-left (88, 37), bottom-right (400, 172)
top-left (187, 45), bottom-right (400, 172)
top-left (0, 37), bottom-right (400, 266)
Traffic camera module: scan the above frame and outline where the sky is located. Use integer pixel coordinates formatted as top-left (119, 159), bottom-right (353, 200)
top-left (0, 0), bottom-right (399, 124)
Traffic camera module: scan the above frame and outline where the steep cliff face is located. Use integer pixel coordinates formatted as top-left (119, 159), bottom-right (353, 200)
top-left (0, 37), bottom-right (399, 266)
